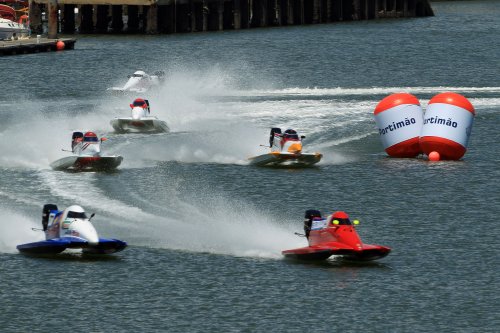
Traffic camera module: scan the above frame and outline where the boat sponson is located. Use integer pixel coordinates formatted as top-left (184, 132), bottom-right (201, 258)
top-left (282, 243), bottom-right (391, 261)
top-left (82, 238), bottom-right (127, 254)
top-left (110, 118), bottom-right (169, 133)
top-left (50, 156), bottom-right (123, 171)
top-left (16, 238), bottom-right (88, 254)
top-left (249, 152), bottom-right (322, 166)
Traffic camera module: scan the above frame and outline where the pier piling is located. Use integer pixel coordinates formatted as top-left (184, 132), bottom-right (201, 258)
top-left (29, 0), bottom-right (433, 38)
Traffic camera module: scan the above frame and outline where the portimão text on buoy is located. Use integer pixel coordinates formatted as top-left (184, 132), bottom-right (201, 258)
top-left (420, 92), bottom-right (475, 160)
top-left (374, 93), bottom-right (423, 158)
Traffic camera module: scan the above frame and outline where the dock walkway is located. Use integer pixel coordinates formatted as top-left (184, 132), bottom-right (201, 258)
top-left (0, 38), bottom-right (76, 56)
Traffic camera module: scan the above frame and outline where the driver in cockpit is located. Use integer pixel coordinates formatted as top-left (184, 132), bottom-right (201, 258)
top-left (329, 211), bottom-right (352, 225)
top-left (283, 129), bottom-right (299, 140)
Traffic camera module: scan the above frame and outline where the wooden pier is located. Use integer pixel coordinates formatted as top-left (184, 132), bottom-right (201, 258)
top-left (0, 38), bottom-right (76, 56)
top-left (28, 0), bottom-right (434, 38)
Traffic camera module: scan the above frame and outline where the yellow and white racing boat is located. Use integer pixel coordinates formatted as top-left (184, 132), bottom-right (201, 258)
top-left (249, 128), bottom-right (322, 167)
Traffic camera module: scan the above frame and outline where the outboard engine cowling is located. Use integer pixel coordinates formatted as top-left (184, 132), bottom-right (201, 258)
top-left (71, 132), bottom-right (83, 152)
top-left (269, 128), bottom-right (282, 148)
top-left (304, 209), bottom-right (322, 238)
top-left (42, 204), bottom-right (58, 231)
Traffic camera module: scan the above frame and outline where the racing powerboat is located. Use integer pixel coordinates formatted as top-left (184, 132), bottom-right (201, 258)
top-left (107, 70), bottom-right (165, 94)
top-left (50, 131), bottom-right (123, 171)
top-left (17, 204), bottom-right (127, 255)
top-left (282, 210), bottom-right (391, 261)
top-left (249, 128), bottom-right (322, 166)
top-left (110, 98), bottom-right (170, 133)
top-left (0, 4), bottom-right (29, 40)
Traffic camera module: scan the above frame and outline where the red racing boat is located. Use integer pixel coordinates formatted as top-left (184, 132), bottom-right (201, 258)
top-left (282, 210), bottom-right (391, 261)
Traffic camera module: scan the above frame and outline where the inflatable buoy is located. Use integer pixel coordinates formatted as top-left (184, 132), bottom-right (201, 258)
top-left (374, 93), bottom-right (423, 157)
top-left (428, 151), bottom-right (440, 161)
top-left (420, 92), bottom-right (475, 160)
top-left (56, 40), bottom-right (65, 51)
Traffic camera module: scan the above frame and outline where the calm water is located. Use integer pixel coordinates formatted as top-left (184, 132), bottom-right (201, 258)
top-left (1, 1), bottom-right (499, 332)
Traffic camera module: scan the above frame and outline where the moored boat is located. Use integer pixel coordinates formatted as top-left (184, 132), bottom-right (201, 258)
top-left (0, 4), bottom-right (29, 40)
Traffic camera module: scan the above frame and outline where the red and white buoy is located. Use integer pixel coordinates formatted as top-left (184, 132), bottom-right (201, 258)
top-left (420, 92), bottom-right (475, 160)
top-left (374, 93), bottom-right (423, 157)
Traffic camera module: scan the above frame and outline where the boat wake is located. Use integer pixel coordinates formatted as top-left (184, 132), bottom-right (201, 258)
top-left (33, 169), bottom-right (300, 258)
top-left (0, 208), bottom-right (43, 254)
top-left (125, 195), bottom-right (302, 259)
top-left (236, 86), bottom-right (500, 97)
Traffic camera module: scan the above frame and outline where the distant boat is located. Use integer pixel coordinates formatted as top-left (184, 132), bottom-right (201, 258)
top-left (0, 4), bottom-right (29, 40)
top-left (110, 98), bottom-right (170, 134)
top-left (107, 70), bottom-right (165, 94)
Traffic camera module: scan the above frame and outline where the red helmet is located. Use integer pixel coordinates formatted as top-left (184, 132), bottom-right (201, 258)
top-left (83, 132), bottom-right (99, 142)
top-left (332, 211), bottom-right (349, 219)
top-left (84, 131), bottom-right (97, 138)
top-left (131, 98), bottom-right (147, 108)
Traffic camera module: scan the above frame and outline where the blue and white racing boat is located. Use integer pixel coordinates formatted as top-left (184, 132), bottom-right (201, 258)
top-left (17, 204), bottom-right (127, 255)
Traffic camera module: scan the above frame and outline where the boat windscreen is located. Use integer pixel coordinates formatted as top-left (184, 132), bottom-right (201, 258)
top-left (132, 73), bottom-right (144, 77)
top-left (283, 133), bottom-right (299, 140)
top-left (67, 211), bottom-right (88, 219)
top-left (334, 218), bottom-right (351, 225)
top-left (283, 130), bottom-right (299, 140)
top-left (83, 136), bottom-right (99, 142)
top-left (133, 100), bottom-right (146, 107)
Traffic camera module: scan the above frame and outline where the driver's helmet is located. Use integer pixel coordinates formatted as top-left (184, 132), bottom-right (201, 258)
top-left (283, 129), bottom-right (299, 141)
top-left (83, 132), bottom-right (99, 142)
top-left (132, 70), bottom-right (146, 78)
top-left (331, 211), bottom-right (351, 225)
top-left (132, 98), bottom-right (147, 108)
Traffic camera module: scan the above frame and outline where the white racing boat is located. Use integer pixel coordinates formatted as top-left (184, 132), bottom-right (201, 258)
top-left (17, 204), bottom-right (127, 255)
top-left (107, 70), bottom-right (165, 94)
top-left (50, 131), bottom-right (123, 171)
top-left (249, 128), bottom-right (322, 167)
top-left (110, 98), bottom-right (169, 133)
top-left (0, 4), bottom-right (29, 40)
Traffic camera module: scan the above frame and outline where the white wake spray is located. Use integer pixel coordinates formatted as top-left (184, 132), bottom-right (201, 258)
top-left (0, 208), bottom-right (44, 254)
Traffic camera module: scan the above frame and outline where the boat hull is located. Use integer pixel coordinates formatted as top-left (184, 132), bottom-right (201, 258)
top-left (282, 245), bottom-right (391, 262)
top-left (0, 20), bottom-right (29, 40)
top-left (82, 238), bottom-right (128, 254)
top-left (17, 237), bottom-right (127, 255)
top-left (106, 87), bottom-right (149, 95)
top-left (50, 156), bottom-right (123, 171)
top-left (249, 152), bottom-right (322, 167)
top-left (110, 118), bottom-right (170, 133)
top-left (282, 248), bottom-right (335, 260)
top-left (17, 238), bottom-right (87, 254)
